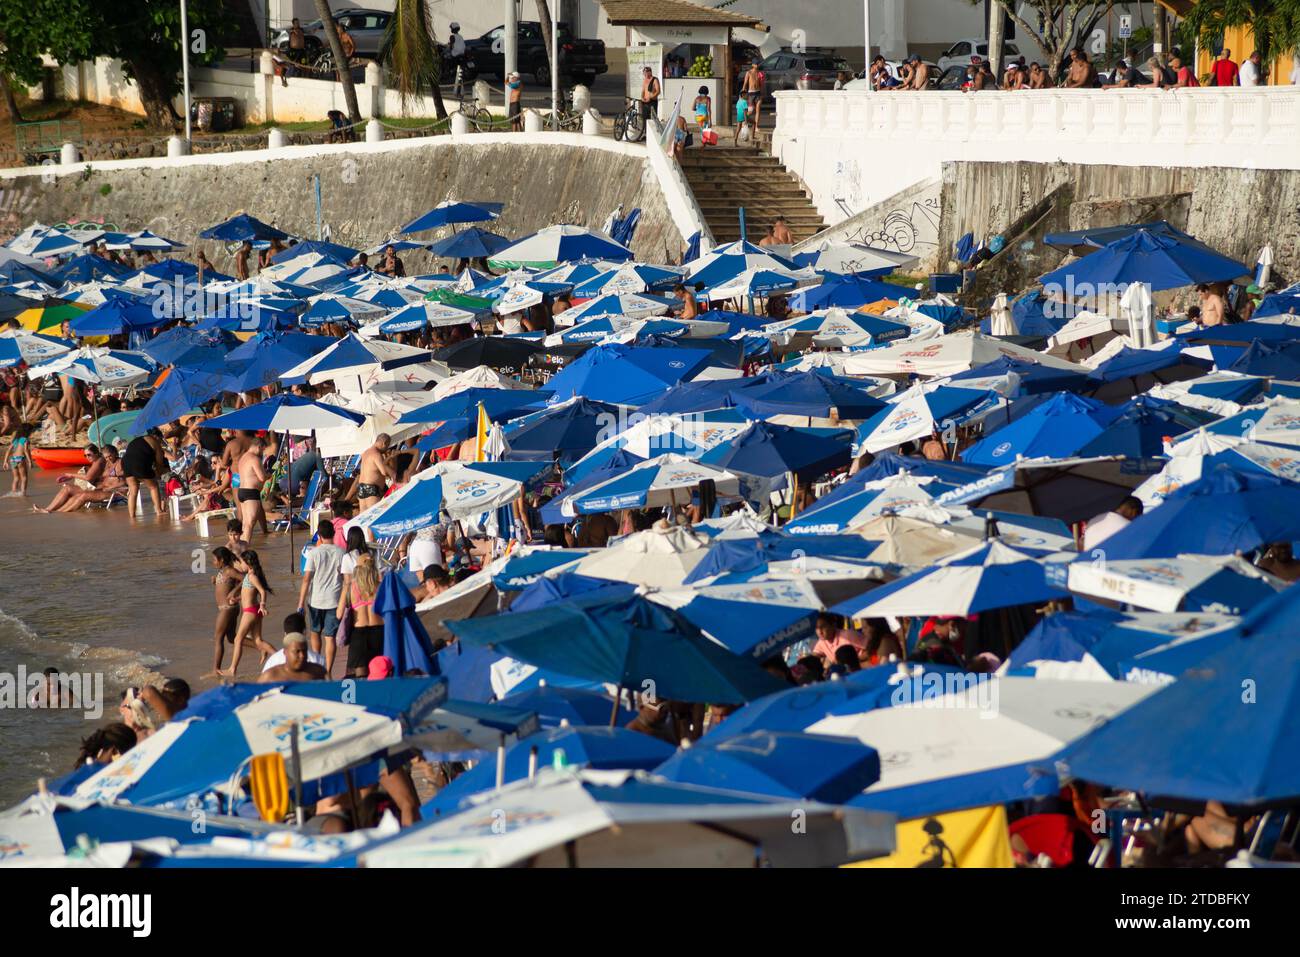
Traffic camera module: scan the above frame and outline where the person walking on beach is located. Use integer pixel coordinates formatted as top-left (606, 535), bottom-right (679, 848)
top-left (297, 518), bottom-right (344, 678)
top-left (356, 433), bottom-right (393, 513)
top-left (6, 424), bottom-right (31, 496)
top-left (641, 66), bottom-right (661, 125)
top-left (340, 552), bottom-right (385, 678)
top-left (208, 545), bottom-right (244, 676)
top-left (236, 434), bottom-right (268, 542)
top-left (122, 428), bottom-right (166, 518)
top-left (223, 549), bottom-right (275, 677)
top-left (1197, 283), bottom-right (1227, 326)
top-left (741, 61), bottom-right (764, 126)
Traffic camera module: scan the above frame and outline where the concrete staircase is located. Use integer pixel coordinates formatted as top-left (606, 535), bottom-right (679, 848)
top-left (679, 145), bottom-right (827, 245)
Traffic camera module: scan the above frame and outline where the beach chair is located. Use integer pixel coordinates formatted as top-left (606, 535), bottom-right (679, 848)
top-left (195, 505), bottom-right (237, 537)
top-left (271, 470), bottom-right (324, 532)
top-left (168, 490), bottom-right (204, 521)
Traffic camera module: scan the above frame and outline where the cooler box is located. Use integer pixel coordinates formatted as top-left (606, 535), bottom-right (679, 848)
top-left (930, 273), bottom-right (961, 294)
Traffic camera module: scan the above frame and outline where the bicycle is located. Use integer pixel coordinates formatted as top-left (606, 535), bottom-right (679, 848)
top-left (551, 89), bottom-right (586, 132)
top-left (612, 96), bottom-right (647, 143)
top-left (452, 86), bottom-right (494, 132)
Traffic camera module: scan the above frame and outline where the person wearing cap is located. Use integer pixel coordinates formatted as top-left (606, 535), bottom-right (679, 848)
top-left (507, 71), bottom-right (523, 131)
top-left (1002, 61), bottom-right (1023, 90)
top-left (367, 656), bottom-right (394, 680)
top-left (907, 53), bottom-right (930, 90)
top-left (258, 631), bottom-right (326, 683)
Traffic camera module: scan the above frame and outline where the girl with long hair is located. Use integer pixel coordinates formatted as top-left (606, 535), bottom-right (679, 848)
top-left (223, 549), bottom-right (275, 676)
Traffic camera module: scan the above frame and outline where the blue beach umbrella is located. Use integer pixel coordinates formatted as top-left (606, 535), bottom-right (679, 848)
top-left (684, 240), bottom-right (799, 289)
top-left (67, 299), bottom-right (168, 337)
top-left (448, 592), bottom-right (789, 704)
top-left (300, 294), bottom-right (387, 327)
top-left (648, 577), bottom-right (824, 660)
top-left (132, 366), bottom-right (231, 434)
top-left (0, 329), bottom-right (73, 368)
top-left (1065, 554), bottom-right (1283, 615)
top-left (489, 225), bottom-right (633, 269)
top-left (853, 385), bottom-right (999, 454)
top-left (398, 387), bottom-right (544, 426)
top-left (498, 686), bottom-right (636, 729)
top-left (960, 392), bottom-right (1123, 466)
top-left (698, 420), bottom-right (854, 482)
top-left (1073, 395), bottom-right (1213, 460)
top-left (543, 344), bottom-right (713, 406)
top-left (356, 460), bottom-right (550, 535)
top-left (1094, 465), bottom-right (1300, 560)
top-left (506, 572), bottom-right (636, 614)
top-left (376, 571), bottom-right (439, 676)
top-left (502, 396), bottom-right (621, 458)
top-left (423, 226), bottom-right (512, 261)
top-left (140, 326), bottom-right (239, 367)
top-left (203, 393), bottom-right (366, 434)
top-left (51, 253), bottom-right (133, 284)
top-left (784, 474), bottom-right (948, 535)
top-left (831, 540), bottom-right (1066, 619)
top-left (562, 454), bottom-right (738, 515)
top-left (947, 355), bottom-right (1090, 395)
top-left (731, 370), bottom-right (886, 421)
top-left (28, 346), bottom-right (155, 387)
top-left (68, 678), bottom-right (448, 809)
top-left (655, 731), bottom-right (881, 804)
top-left (400, 200), bottom-right (504, 234)
top-left (422, 726), bottom-right (672, 813)
top-left (787, 275), bottom-right (914, 312)
top-left (199, 213), bottom-right (291, 243)
top-left (1038, 228), bottom-right (1248, 292)
top-left (269, 239), bottom-right (359, 264)
top-left (1057, 602), bottom-right (1300, 805)
top-left (376, 301), bottom-right (481, 334)
top-left (572, 262), bottom-right (684, 297)
top-left (490, 548), bottom-right (593, 591)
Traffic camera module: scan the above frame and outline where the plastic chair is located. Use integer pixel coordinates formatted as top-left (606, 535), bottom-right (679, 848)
top-left (271, 470), bottom-right (324, 531)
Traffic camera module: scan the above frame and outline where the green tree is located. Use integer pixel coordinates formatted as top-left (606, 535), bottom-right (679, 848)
top-left (0, 0), bottom-right (96, 121)
top-left (1183, 0), bottom-right (1300, 65)
top-left (81, 1), bottom-right (230, 129)
top-left (381, 0), bottom-right (447, 120)
top-left (978, 1), bottom-right (1117, 82)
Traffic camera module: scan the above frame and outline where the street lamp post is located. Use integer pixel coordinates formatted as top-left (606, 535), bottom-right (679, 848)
top-left (863, 0), bottom-right (871, 83)
top-left (551, 0), bottom-right (559, 130)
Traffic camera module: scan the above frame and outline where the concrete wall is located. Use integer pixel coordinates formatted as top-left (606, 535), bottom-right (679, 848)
top-left (936, 160), bottom-right (1300, 281)
top-left (772, 87), bottom-right (1300, 230)
top-left (0, 133), bottom-right (685, 272)
top-left (794, 176), bottom-right (942, 272)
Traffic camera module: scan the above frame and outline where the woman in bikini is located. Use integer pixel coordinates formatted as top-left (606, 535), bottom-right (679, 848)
top-left (341, 553), bottom-right (384, 678)
top-left (49, 446), bottom-right (126, 511)
top-left (6, 424), bottom-right (31, 496)
top-left (206, 546), bottom-right (246, 677)
top-left (223, 549), bottom-right (276, 677)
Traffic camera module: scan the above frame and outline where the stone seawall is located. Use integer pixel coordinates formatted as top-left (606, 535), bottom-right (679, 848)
top-left (0, 135), bottom-right (681, 272)
top-left (937, 161), bottom-right (1300, 283)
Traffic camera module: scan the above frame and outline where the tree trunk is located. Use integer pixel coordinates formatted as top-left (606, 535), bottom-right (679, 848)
top-left (536, 0), bottom-right (555, 79)
top-left (988, 3), bottom-right (1006, 79)
top-left (128, 59), bottom-right (181, 130)
top-left (314, 0), bottom-right (362, 124)
top-left (0, 73), bottom-right (23, 123)
top-left (424, 0), bottom-right (446, 119)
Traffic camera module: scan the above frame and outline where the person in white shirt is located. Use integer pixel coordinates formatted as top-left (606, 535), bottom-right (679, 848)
top-left (449, 23), bottom-right (466, 59)
top-left (1290, 54), bottom-right (1300, 85)
top-left (297, 519), bottom-right (345, 676)
top-left (1240, 50), bottom-right (1262, 87)
top-left (1081, 497), bottom-right (1144, 552)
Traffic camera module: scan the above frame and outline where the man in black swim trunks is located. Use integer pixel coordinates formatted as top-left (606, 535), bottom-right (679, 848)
top-left (236, 434), bottom-right (268, 542)
top-left (122, 428), bottom-right (166, 519)
top-left (356, 433), bottom-right (393, 514)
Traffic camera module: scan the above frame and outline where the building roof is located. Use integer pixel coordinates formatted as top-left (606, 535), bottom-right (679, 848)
top-left (598, 0), bottom-right (767, 31)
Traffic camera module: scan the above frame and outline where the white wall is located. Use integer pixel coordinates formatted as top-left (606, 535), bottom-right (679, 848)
top-left (772, 87), bottom-right (1300, 228)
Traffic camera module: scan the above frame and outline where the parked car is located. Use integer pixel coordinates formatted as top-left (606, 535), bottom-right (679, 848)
top-left (466, 21), bottom-right (607, 86)
top-left (935, 38), bottom-right (1023, 73)
top-left (752, 47), bottom-right (854, 101)
top-left (272, 8), bottom-right (391, 60)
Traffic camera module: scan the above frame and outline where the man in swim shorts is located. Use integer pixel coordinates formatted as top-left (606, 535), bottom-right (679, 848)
top-left (236, 434), bottom-right (268, 542)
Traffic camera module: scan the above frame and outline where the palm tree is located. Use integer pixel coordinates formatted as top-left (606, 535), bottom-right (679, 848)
top-left (313, 0), bottom-right (362, 123)
top-left (536, 0), bottom-right (556, 85)
top-left (381, 0), bottom-right (447, 120)
top-left (1184, 0), bottom-right (1300, 66)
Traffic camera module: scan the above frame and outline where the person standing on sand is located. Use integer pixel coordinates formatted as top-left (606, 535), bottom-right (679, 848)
top-left (356, 433), bottom-right (393, 513)
top-left (297, 518), bottom-right (344, 678)
top-left (208, 545), bottom-right (244, 677)
top-left (236, 434), bottom-right (268, 542)
top-left (223, 549), bottom-right (275, 677)
top-left (6, 424), bottom-right (31, 496)
top-left (122, 428), bottom-right (166, 518)
top-left (234, 241), bottom-right (252, 281)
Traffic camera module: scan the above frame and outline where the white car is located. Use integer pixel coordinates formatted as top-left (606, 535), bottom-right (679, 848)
top-left (935, 38), bottom-right (1023, 73)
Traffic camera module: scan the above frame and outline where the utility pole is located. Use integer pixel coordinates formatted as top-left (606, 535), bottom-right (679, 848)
top-left (180, 0), bottom-right (192, 142)
top-left (987, 0), bottom-right (1005, 78)
top-left (504, 0), bottom-right (518, 82)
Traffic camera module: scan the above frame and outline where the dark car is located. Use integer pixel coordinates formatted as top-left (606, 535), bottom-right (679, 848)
top-left (752, 47), bottom-right (853, 101)
top-left (466, 22), bottom-right (607, 86)
top-left (273, 8), bottom-right (391, 59)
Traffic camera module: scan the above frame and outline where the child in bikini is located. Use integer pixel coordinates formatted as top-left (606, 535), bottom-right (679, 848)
top-left (222, 549), bottom-right (277, 677)
top-left (6, 425), bottom-right (31, 496)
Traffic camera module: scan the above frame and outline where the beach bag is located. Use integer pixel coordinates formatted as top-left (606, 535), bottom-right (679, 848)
top-left (739, 124), bottom-right (752, 143)
top-left (684, 132), bottom-right (694, 147)
top-left (336, 605), bottom-right (353, 648)
top-left (701, 129), bottom-right (718, 146)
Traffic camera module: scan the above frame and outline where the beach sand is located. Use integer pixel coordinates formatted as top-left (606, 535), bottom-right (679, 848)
top-left (0, 469), bottom-right (301, 806)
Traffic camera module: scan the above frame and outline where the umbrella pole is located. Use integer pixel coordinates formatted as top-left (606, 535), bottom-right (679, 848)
top-left (609, 685), bottom-right (622, 728)
top-left (495, 734), bottom-right (506, 790)
top-left (290, 720), bottom-right (305, 827)
top-left (345, 767), bottom-right (363, 829)
top-left (528, 745), bottom-right (538, 782)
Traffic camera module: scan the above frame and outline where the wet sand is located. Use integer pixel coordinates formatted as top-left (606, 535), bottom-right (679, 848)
top-left (0, 470), bottom-right (301, 805)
